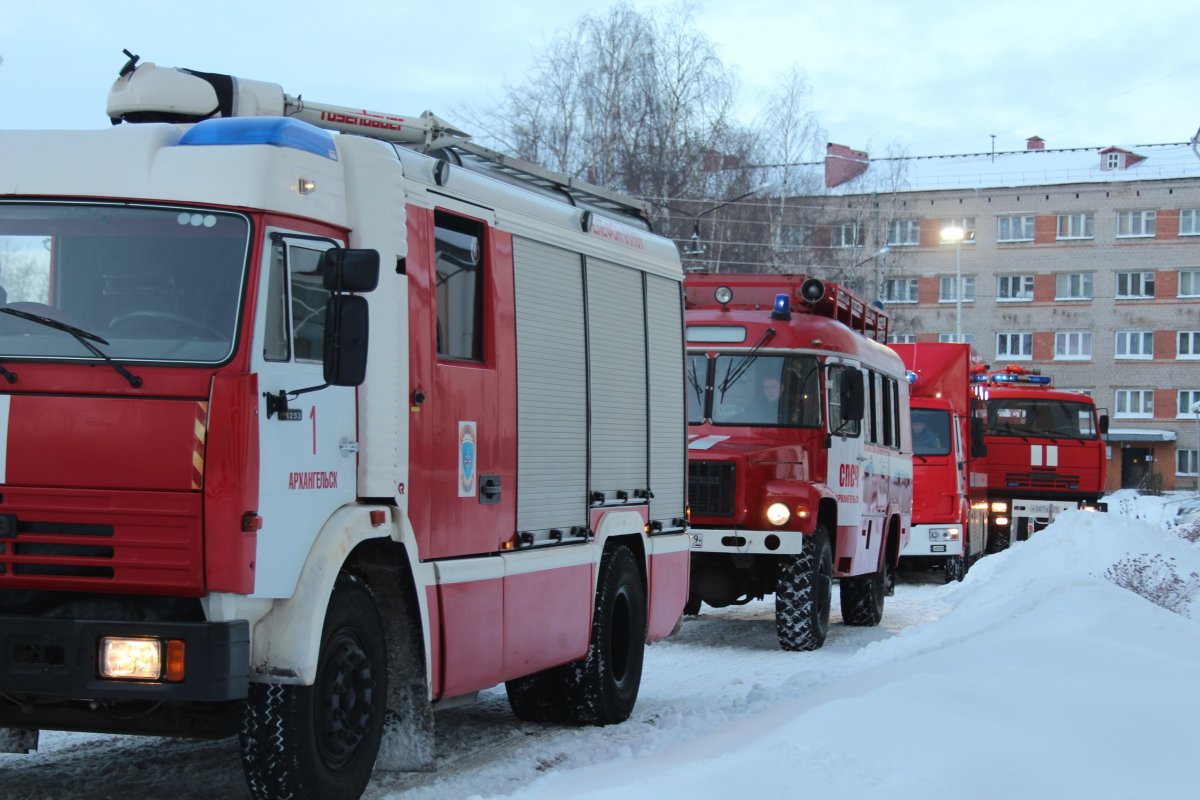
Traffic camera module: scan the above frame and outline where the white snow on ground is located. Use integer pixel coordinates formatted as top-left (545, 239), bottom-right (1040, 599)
top-left (2, 489), bottom-right (1198, 799)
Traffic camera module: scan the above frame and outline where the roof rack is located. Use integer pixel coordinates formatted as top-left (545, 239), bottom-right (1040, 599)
top-left (105, 53), bottom-right (651, 226)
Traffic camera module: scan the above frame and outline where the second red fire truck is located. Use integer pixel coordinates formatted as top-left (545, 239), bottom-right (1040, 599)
top-left (892, 343), bottom-right (989, 582)
top-left (684, 274), bottom-right (912, 651)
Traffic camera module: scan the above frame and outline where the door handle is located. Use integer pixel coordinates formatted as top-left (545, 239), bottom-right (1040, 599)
top-left (479, 474), bottom-right (501, 505)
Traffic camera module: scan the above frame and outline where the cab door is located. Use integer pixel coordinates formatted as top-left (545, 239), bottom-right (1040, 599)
top-left (251, 232), bottom-right (358, 598)
top-left (825, 359), bottom-right (867, 573)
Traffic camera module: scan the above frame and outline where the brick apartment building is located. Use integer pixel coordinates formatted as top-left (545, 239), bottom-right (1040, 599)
top-left (699, 138), bottom-right (1200, 492)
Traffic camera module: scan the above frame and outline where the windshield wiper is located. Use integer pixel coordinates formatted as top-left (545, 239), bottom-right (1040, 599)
top-left (717, 328), bottom-right (777, 397)
top-left (0, 308), bottom-right (142, 388)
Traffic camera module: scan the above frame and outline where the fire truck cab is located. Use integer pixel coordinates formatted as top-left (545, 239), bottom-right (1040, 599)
top-left (0, 54), bottom-right (690, 800)
top-left (684, 274), bottom-right (912, 651)
top-left (979, 365), bottom-right (1108, 550)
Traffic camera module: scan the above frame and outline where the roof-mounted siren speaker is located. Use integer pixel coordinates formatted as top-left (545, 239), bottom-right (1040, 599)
top-left (799, 277), bottom-right (825, 305)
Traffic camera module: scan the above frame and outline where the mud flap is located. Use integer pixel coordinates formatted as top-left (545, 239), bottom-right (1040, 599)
top-left (0, 727), bottom-right (38, 753)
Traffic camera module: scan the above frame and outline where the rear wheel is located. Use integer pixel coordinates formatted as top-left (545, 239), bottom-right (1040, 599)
top-left (775, 524), bottom-right (832, 651)
top-left (240, 572), bottom-right (386, 800)
top-left (840, 555), bottom-right (888, 626)
top-left (943, 549), bottom-right (966, 583)
top-left (506, 544), bottom-right (646, 725)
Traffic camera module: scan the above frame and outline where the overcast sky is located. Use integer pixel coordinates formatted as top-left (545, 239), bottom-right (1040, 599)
top-left (2, 0), bottom-right (1197, 158)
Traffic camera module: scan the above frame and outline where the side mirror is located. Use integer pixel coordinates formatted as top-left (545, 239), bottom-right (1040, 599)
top-left (1098, 413), bottom-right (1109, 436)
top-left (323, 295), bottom-right (369, 387)
top-left (842, 370), bottom-right (865, 422)
top-left (971, 416), bottom-right (988, 457)
top-left (323, 248), bottom-right (380, 293)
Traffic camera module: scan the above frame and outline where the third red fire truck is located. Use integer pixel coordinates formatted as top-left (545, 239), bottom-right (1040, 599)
top-left (978, 365), bottom-right (1108, 550)
top-left (684, 274), bottom-right (912, 651)
top-left (892, 343), bottom-right (989, 582)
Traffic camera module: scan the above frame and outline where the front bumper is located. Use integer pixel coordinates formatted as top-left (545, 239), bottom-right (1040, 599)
top-left (0, 616), bottom-right (249, 703)
top-left (688, 526), bottom-right (805, 555)
top-left (901, 523), bottom-right (964, 558)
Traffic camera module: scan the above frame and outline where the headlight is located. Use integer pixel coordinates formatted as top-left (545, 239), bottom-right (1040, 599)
top-left (99, 636), bottom-right (186, 682)
top-left (928, 527), bottom-right (960, 542)
top-left (765, 502), bottom-right (791, 526)
top-left (100, 637), bottom-right (162, 680)
top-left (991, 501), bottom-right (1009, 513)
top-left (995, 516), bottom-right (1010, 527)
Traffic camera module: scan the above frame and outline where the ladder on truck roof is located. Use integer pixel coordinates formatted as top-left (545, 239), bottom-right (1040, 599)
top-left (105, 51), bottom-right (653, 227)
top-left (685, 273), bottom-right (890, 343)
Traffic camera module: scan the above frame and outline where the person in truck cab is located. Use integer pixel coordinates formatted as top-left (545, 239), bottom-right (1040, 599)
top-left (912, 415), bottom-right (946, 454)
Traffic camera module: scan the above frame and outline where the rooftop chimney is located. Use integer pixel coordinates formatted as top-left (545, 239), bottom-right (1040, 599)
top-left (825, 143), bottom-right (869, 188)
top-left (1026, 136), bottom-right (1045, 151)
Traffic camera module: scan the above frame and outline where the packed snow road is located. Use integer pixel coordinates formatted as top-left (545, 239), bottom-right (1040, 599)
top-left (0, 574), bottom-right (949, 800)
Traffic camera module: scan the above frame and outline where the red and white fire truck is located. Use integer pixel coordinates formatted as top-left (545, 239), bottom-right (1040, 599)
top-left (0, 53), bottom-right (690, 800)
top-left (891, 343), bottom-right (989, 582)
top-left (684, 273), bottom-right (912, 651)
top-left (978, 365), bottom-right (1108, 551)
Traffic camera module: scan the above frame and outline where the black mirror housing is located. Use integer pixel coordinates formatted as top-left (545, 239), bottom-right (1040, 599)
top-left (323, 248), bottom-right (380, 293)
top-left (843, 370), bottom-right (865, 422)
top-left (324, 295), bottom-right (369, 387)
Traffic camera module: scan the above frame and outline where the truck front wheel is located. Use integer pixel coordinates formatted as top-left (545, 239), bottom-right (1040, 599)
top-left (240, 572), bottom-right (387, 800)
top-left (775, 524), bottom-right (832, 651)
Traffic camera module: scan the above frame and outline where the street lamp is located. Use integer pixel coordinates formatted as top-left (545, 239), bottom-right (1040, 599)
top-left (941, 225), bottom-right (965, 340)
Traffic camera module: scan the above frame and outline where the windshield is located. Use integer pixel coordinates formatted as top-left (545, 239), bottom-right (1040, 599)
top-left (689, 352), bottom-right (821, 427)
top-left (986, 398), bottom-right (1099, 439)
top-left (911, 407), bottom-right (952, 456)
top-left (0, 203), bottom-right (249, 364)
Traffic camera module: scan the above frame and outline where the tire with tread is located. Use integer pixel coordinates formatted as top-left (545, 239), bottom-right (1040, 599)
top-left (239, 572), bottom-right (387, 800)
top-left (840, 554), bottom-right (889, 626)
top-left (506, 544), bottom-right (646, 726)
top-left (775, 524), bottom-right (832, 651)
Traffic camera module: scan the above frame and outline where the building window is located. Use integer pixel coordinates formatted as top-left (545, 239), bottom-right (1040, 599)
top-left (1178, 449), bottom-right (1199, 477)
top-left (831, 222), bottom-right (862, 249)
top-left (1114, 330), bottom-right (1154, 359)
top-left (1056, 213), bottom-right (1094, 240)
top-left (1105, 152), bottom-right (1122, 170)
top-left (1055, 272), bottom-right (1093, 300)
top-left (888, 333), bottom-right (918, 344)
top-left (1054, 331), bottom-right (1092, 360)
top-left (996, 332), bottom-right (1032, 360)
top-left (1116, 210), bottom-right (1156, 238)
top-left (882, 277), bottom-right (918, 304)
top-left (1179, 331), bottom-right (1200, 359)
top-left (997, 215), bottom-right (1035, 242)
top-left (886, 219), bottom-right (920, 247)
top-left (1115, 271), bottom-right (1155, 299)
top-left (1061, 388), bottom-right (1094, 397)
top-left (941, 217), bottom-right (976, 243)
top-left (1180, 270), bottom-right (1200, 298)
top-left (1178, 390), bottom-right (1200, 418)
top-left (1115, 388), bottom-right (1154, 418)
top-left (939, 332), bottom-right (973, 344)
top-left (939, 275), bottom-right (975, 302)
top-left (997, 274), bottom-right (1035, 301)
top-left (1180, 209), bottom-right (1200, 237)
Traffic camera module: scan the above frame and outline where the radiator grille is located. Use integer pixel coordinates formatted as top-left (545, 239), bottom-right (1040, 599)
top-left (688, 461), bottom-right (736, 518)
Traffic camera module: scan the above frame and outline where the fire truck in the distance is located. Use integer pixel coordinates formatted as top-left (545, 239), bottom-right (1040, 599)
top-left (0, 53), bottom-right (691, 800)
top-left (684, 273), bottom-right (912, 651)
top-left (977, 365), bottom-right (1108, 551)
top-left (891, 343), bottom-right (989, 582)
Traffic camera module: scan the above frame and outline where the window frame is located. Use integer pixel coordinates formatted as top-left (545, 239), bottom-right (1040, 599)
top-left (1114, 330), bottom-right (1154, 360)
top-left (1055, 272), bottom-right (1094, 301)
top-left (997, 214), bottom-right (1035, 243)
top-left (1054, 331), bottom-right (1092, 361)
top-left (1055, 212), bottom-right (1094, 241)
top-left (1114, 388), bottom-right (1154, 419)
top-left (1179, 269), bottom-right (1200, 298)
top-left (1116, 209), bottom-right (1157, 239)
top-left (938, 275), bottom-right (975, 303)
top-left (996, 331), bottom-right (1033, 361)
top-left (1177, 389), bottom-right (1200, 419)
top-left (885, 218), bottom-right (921, 247)
top-left (996, 274), bottom-right (1035, 302)
top-left (1178, 330), bottom-right (1200, 359)
top-left (881, 277), bottom-right (919, 304)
